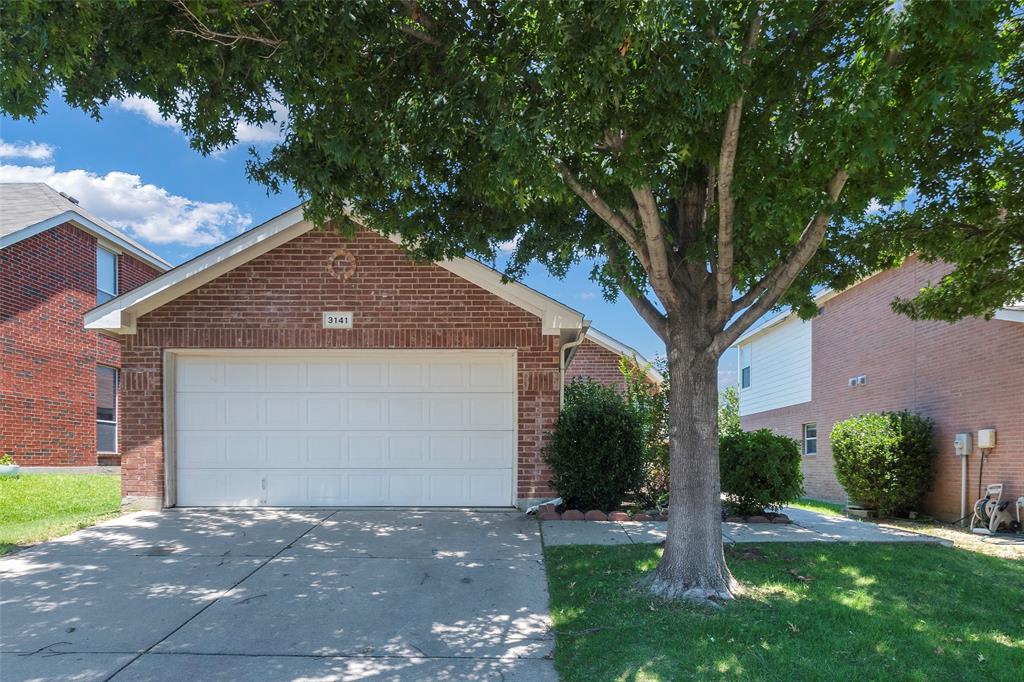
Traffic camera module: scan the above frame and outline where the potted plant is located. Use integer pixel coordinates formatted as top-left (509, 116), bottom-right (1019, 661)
top-left (0, 453), bottom-right (19, 477)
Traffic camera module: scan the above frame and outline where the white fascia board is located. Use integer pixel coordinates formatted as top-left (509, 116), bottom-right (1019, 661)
top-left (85, 206), bottom-right (310, 333)
top-left (994, 307), bottom-right (1024, 323)
top-left (731, 288), bottom-right (839, 348)
top-left (385, 234), bottom-right (585, 335)
top-left (0, 211), bottom-right (171, 271)
top-left (585, 327), bottom-right (663, 383)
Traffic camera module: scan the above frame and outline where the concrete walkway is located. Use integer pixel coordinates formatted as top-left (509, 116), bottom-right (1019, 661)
top-left (541, 506), bottom-right (948, 546)
top-left (0, 510), bottom-right (556, 682)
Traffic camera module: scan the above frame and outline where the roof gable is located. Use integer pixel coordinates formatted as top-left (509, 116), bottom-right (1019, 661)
top-left (0, 183), bottom-right (170, 271)
top-left (85, 204), bottom-right (586, 336)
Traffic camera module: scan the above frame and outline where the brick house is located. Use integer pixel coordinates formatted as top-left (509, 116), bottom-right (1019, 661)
top-left (1, 184), bottom-right (169, 466)
top-left (85, 205), bottom-right (649, 510)
top-left (734, 256), bottom-right (1024, 521)
top-left (563, 328), bottom-right (662, 393)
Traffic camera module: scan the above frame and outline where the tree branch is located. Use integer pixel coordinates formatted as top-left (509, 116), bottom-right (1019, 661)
top-left (605, 240), bottom-right (668, 340)
top-left (631, 184), bottom-right (679, 309)
top-left (711, 169), bottom-right (849, 355)
top-left (168, 0), bottom-right (283, 57)
top-left (556, 162), bottom-right (651, 271)
top-left (714, 12), bottom-right (762, 323)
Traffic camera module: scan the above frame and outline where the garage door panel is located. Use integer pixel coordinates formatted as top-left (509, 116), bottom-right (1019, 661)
top-left (308, 436), bottom-right (344, 466)
top-left (428, 362), bottom-right (465, 389)
top-left (175, 352), bottom-right (514, 507)
top-left (225, 362), bottom-right (263, 388)
top-left (389, 436), bottom-right (425, 467)
top-left (265, 473), bottom-right (306, 506)
top-left (348, 362), bottom-right (383, 387)
top-left (225, 397), bottom-right (262, 427)
top-left (266, 362), bottom-right (301, 387)
top-left (348, 436), bottom-right (384, 467)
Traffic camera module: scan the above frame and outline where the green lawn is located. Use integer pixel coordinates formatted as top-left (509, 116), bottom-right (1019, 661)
top-left (0, 474), bottom-right (121, 554)
top-left (546, 543), bottom-right (1024, 681)
top-left (789, 497), bottom-right (846, 516)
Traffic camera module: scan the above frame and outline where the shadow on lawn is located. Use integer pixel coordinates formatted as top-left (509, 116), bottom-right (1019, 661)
top-left (546, 542), bottom-right (1024, 682)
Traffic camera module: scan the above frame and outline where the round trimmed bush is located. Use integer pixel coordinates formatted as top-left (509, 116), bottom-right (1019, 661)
top-left (719, 429), bottom-right (804, 516)
top-left (544, 380), bottom-right (644, 511)
top-left (830, 410), bottom-right (934, 516)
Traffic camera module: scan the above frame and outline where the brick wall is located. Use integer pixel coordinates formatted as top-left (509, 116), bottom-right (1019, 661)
top-left (741, 256), bottom-right (1024, 520)
top-left (1, 223), bottom-right (161, 465)
top-left (120, 229), bottom-right (562, 505)
top-left (564, 338), bottom-right (628, 391)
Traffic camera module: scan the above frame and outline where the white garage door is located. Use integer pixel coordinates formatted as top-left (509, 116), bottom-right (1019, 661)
top-left (172, 351), bottom-right (516, 507)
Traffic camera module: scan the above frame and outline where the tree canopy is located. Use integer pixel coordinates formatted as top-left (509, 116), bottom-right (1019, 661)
top-left (3, 1), bottom-right (1021, 331)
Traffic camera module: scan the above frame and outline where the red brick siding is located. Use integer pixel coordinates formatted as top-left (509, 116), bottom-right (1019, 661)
top-left (564, 339), bottom-right (628, 391)
top-left (741, 256), bottom-right (1024, 520)
top-left (1, 223), bottom-right (161, 465)
top-left (120, 229), bottom-right (562, 503)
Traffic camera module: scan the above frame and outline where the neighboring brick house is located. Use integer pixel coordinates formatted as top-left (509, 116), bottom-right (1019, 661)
top-left (1, 183), bottom-right (169, 466)
top-left (563, 328), bottom-right (662, 392)
top-left (87, 205), bottom-right (653, 509)
top-left (734, 256), bottom-right (1024, 521)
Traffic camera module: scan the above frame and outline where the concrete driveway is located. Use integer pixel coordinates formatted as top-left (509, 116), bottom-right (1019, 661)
top-left (0, 510), bottom-right (556, 681)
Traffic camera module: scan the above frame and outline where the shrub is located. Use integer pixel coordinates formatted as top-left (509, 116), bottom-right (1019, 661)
top-left (830, 411), bottom-right (934, 516)
top-left (620, 356), bottom-right (669, 508)
top-left (718, 386), bottom-right (741, 438)
top-left (719, 429), bottom-right (804, 516)
top-left (545, 379), bottom-right (644, 510)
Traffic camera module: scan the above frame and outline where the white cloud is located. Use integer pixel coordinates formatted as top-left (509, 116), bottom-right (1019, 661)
top-left (497, 235), bottom-right (521, 253)
top-left (0, 164), bottom-right (251, 247)
top-left (0, 139), bottom-right (56, 162)
top-left (578, 291), bottom-right (597, 300)
top-left (115, 96), bottom-right (285, 144)
top-left (866, 198), bottom-right (883, 214)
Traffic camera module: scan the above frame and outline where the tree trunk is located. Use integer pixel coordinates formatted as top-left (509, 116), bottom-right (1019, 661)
top-left (648, 324), bottom-right (739, 602)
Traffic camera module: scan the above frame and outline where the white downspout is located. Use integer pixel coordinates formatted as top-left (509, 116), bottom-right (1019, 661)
top-left (960, 453), bottom-right (968, 527)
top-left (559, 333), bottom-right (587, 407)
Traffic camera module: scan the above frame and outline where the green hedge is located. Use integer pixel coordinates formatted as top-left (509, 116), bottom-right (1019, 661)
top-left (545, 380), bottom-right (644, 510)
top-left (720, 429), bottom-right (804, 516)
top-left (830, 411), bottom-right (934, 516)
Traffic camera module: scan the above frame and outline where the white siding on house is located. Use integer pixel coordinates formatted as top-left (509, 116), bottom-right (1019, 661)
top-left (737, 315), bottom-right (812, 416)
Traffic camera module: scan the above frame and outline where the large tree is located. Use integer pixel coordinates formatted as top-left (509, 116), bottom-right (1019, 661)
top-left (4, 0), bottom-right (1021, 602)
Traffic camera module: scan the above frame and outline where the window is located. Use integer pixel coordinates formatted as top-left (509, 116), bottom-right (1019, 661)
top-left (96, 246), bottom-right (118, 303)
top-left (740, 346), bottom-right (751, 389)
top-left (97, 366), bottom-right (118, 453)
top-left (803, 423), bottom-right (817, 456)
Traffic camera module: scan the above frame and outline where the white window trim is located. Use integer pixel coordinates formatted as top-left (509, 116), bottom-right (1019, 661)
top-left (803, 422), bottom-right (817, 456)
top-left (97, 245), bottom-right (119, 304)
top-left (740, 345), bottom-right (752, 390)
top-left (97, 366), bottom-right (118, 454)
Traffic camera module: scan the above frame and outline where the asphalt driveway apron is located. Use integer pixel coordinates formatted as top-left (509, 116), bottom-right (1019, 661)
top-left (0, 509), bottom-right (557, 681)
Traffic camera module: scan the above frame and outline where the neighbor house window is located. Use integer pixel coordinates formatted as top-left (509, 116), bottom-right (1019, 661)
top-left (803, 423), bottom-right (817, 455)
top-left (97, 246), bottom-right (118, 303)
top-left (97, 366), bottom-right (118, 453)
top-left (740, 346), bottom-right (751, 389)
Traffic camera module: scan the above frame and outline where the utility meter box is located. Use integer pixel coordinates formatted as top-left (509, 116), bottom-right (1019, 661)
top-left (978, 429), bottom-right (997, 449)
top-left (954, 432), bottom-right (972, 457)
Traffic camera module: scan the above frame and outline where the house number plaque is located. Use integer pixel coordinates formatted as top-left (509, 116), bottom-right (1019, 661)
top-left (322, 311), bottom-right (354, 329)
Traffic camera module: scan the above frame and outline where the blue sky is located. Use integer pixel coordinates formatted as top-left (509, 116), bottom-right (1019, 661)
top-left (1, 94), bottom-right (736, 385)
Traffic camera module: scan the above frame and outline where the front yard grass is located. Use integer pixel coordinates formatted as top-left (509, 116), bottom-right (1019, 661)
top-left (546, 543), bottom-right (1024, 681)
top-left (0, 474), bottom-right (121, 554)
top-left (789, 497), bottom-right (846, 516)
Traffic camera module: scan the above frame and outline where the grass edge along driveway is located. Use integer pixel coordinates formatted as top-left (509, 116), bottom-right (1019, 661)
top-left (0, 474), bottom-right (121, 554)
top-left (545, 542), bottom-right (1024, 682)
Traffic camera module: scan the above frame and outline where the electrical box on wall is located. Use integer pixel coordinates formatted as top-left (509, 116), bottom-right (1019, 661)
top-left (954, 433), bottom-right (972, 457)
top-left (978, 429), bottom-right (996, 449)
